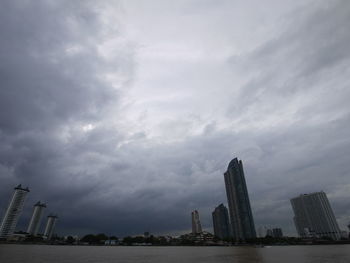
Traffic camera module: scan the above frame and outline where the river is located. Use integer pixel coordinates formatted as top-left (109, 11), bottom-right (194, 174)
top-left (1, 244), bottom-right (350, 263)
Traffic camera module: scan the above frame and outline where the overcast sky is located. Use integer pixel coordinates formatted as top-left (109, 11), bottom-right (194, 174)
top-left (0, 0), bottom-right (350, 237)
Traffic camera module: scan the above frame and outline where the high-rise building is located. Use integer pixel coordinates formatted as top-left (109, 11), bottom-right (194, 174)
top-left (27, 201), bottom-right (46, 236)
top-left (191, 210), bottom-right (202, 234)
top-left (272, 228), bottom-right (283, 238)
top-left (257, 226), bottom-right (268, 238)
top-left (44, 214), bottom-right (58, 240)
top-left (0, 185), bottom-right (30, 239)
top-left (212, 203), bottom-right (231, 240)
top-left (224, 158), bottom-right (256, 241)
top-left (290, 191), bottom-right (341, 240)
top-left (266, 228), bottom-right (273, 237)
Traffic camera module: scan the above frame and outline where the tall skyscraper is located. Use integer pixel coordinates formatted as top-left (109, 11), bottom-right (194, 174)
top-left (27, 201), bottom-right (46, 236)
top-left (224, 158), bottom-right (256, 241)
top-left (44, 214), bottom-right (58, 240)
top-left (191, 210), bottom-right (202, 234)
top-left (212, 203), bottom-right (231, 240)
top-left (0, 184), bottom-right (30, 239)
top-left (291, 191), bottom-right (341, 240)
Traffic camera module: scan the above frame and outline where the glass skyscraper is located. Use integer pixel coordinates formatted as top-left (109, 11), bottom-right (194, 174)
top-left (224, 158), bottom-right (256, 241)
top-left (212, 203), bottom-right (231, 240)
top-left (291, 191), bottom-right (341, 240)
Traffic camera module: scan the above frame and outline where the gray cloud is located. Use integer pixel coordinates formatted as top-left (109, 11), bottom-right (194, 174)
top-left (1, 0), bottom-right (350, 238)
top-left (0, 0), bottom-right (134, 235)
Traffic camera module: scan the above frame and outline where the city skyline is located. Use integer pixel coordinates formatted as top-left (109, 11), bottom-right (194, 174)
top-left (0, 185), bottom-right (58, 240)
top-left (0, 181), bottom-right (347, 239)
top-left (0, 0), bottom-right (350, 237)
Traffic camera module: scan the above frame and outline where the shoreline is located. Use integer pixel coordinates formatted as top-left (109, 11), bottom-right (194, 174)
top-left (1, 241), bottom-right (350, 247)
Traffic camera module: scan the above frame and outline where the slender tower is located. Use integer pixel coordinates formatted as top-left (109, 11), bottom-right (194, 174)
top-left (224, 158), bottom-right (256, 242)
top-left (0, 184), bottom-right (30, 239)
top-left (191, 210), bottom-right (202, 234)
top-left (44, 214), bottom-right (58, 240)
top-left (27, 201), bottom-right (46, 236)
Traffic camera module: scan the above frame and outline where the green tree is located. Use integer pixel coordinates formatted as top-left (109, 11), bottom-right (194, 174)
top-left (123, 236), bottom-right (133, 245)
top-left (66, 236), bottom-right (75, 244)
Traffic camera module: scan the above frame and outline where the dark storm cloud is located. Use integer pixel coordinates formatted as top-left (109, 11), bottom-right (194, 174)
top-left (1, 0), bottom-right (350, 238)
top-left (0, 0), bottom-right (134, 235)
top-left (0, 1), bottom-right (118, 133)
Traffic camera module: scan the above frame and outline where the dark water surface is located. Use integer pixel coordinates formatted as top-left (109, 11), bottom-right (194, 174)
top-left (1, 244), bottom-right (350, 263)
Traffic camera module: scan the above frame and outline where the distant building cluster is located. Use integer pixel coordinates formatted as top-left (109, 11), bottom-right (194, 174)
top-left (192, 158), bottom-right (257, 243)
top-left (257, 226), bottom-right (284, 238)
top-left (0, 184), bottom-right (58, 241)
top-left (1, 157), bottom-right (347, 244)
top-left (192, 157), bottom-right (345, 243)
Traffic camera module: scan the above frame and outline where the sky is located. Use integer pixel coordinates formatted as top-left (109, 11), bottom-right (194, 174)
top-left (0, 0), bottom-right (350, 237)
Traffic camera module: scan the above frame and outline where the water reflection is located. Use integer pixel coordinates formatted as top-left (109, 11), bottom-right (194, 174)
top-left (227, 247), bottom-right (265, 263)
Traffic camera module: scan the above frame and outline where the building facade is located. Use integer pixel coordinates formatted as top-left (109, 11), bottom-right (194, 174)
top-left (44, 214), bottom-right (58, 240)
top-left (27, 201), bottom-right (46, 236)
top-left (272, 228), bottom-right (283, 238)
top-left (0, 185), bottom-right (30, 239)
top-left (191, 210), bottom-right (202, 234)
top-left (212, 203), bottom-right (231, 240)
top-left (290, 191), bottom-right (341, 240)
top-left (266, 228), bottom-right (273, 237)
top-left (257, 226), bottom-right (267, 238)
top-left (224, 158), bottom-right (256, 241)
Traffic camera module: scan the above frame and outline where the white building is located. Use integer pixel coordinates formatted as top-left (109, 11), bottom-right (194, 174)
top-left (191, 210), bottom-right (202, 234)
top-left (27, 201), bottom-right (46, 236)
top-left (0, 185), bottom-right (30, 239)
top-left (257, 226), bottom-right (268, 238)
top-left (44, 214), bottom-right (58, 240)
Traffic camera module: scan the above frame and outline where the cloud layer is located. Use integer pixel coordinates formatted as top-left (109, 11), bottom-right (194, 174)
top-left (0, 0), bottom-right (349, 237)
